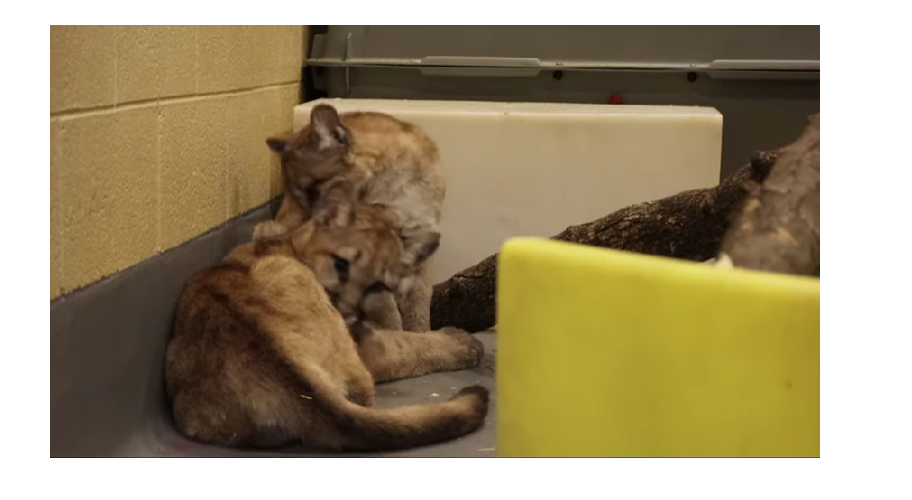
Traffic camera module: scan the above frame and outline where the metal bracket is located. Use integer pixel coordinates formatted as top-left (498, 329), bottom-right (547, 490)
top-left (343, 32), bottom-right (352, 96)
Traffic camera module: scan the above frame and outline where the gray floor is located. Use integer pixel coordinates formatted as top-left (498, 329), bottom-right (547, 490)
top-left (120, 331), bottom-right (497, 457)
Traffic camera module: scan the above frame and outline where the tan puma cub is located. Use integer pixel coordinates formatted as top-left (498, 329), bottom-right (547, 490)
top-left (262, 104), bottom-right (445, 333)
top-left (165, 201), bottom-right (488, 451)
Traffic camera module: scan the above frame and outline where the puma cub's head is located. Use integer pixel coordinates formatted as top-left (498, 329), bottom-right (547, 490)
top-left (293, 200), bottom-right (439, 326)
top-left (267, 104), bottom-right (352, 214)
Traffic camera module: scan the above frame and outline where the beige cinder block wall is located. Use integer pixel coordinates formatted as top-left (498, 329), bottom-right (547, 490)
top-left (50, 26), bottom-right (307, 299)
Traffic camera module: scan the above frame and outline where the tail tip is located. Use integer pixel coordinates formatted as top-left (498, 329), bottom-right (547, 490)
top-left (453, 385), bottom-right (490, 414)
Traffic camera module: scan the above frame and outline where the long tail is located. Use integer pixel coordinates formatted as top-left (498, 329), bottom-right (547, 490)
top-left (297, 362), bottom-right (489, 452)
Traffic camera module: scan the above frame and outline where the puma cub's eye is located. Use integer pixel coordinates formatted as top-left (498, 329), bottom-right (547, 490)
top-left (331, 255), bottom-right (349, 281)
top-left (365, 281), bottom-right (390, 295)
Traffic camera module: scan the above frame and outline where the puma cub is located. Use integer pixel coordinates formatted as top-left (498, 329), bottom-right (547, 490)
top-left (262, 104), bottom-right (445, 332)
top-left (165, 201), bottom-right (488, 451)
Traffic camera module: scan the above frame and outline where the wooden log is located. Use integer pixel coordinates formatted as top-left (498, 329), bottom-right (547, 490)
top-left (717, 115), bottom-right (820, 275)
top-left (430, 152), bottom-right (779, 332)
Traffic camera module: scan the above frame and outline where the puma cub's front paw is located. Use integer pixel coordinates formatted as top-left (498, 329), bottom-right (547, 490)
top-left (441, 327), bottom-right (485, 368)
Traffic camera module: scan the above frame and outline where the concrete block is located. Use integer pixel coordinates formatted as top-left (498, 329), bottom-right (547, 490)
top-left (60, 107), bottom-right (159, 292)
top-left (160, 97), bottom-right (228, 248)
top-left (198, 26), bottom-right (256, 94)
top-left (51, 120), bottom-right (62, 298)
top-left (117, 26), bottom-right (197, 103)
top-left (227, 91), bottom-right (270, 215)
top-left (263, 84), bottom-right (300, 197)
top-left (255, 25), bottom-right (305, 86)
top-left (51, 26), bottom-right (117, 113)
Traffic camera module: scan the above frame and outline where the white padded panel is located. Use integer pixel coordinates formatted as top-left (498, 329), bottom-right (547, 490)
top-left (293, 99), bottom-right (723, 283)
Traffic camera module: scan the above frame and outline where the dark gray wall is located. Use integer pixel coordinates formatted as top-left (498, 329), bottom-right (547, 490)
top-left (307, 26), bottom-right (820, 180)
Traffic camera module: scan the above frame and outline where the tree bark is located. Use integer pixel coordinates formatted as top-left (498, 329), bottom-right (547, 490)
top-left (430, 152), bottom-right (779, 332)
top-left (718, 115), bottom-right (820, 275)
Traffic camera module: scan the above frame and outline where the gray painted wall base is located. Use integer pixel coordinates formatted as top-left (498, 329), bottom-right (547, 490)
top-left (51, 204), bottom-right (274, 456)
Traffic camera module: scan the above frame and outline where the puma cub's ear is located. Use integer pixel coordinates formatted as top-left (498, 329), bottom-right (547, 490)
top-left (266, 137), bottom-right (288, 153)
top-left (310, 104), bottom-right (349, 151)
top-left (401, 230), bottom-right (441, 267)
top-left (252, 220), bottom-right (289, 240)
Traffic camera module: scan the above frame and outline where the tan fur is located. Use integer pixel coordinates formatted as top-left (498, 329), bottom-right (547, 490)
top-left (165, 202), bottom-right (487, 451)
top-left (262, 105), bottom-right (445, 332)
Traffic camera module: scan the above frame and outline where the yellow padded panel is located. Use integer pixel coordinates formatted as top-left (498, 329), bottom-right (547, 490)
top-left (495, 238), bottom-right (819, 457)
